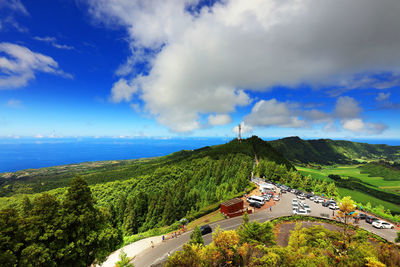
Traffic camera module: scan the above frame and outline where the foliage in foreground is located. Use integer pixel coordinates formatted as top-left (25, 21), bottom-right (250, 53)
top-left (166, 216), bottom-right (400, 267)
top-left (0, 176), bottom-right (122, 266)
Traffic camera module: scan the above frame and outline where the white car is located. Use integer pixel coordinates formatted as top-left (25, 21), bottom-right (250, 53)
top-left (329, 204), bottom-right (339, 210)
top-left (292, 199), bottom-right (298, 204)
top-left (292, 203), bottom-right (299, 210)
top-left (297, 195), bottom-right (305, 200)
top-left (372, 220), bottom-right (395, 229)
top-left (314, 198), bottom-right (323, 203)
top-left (293, 209), bottom-right (307, 215)
top-left (273, 195), bottom-right (280, 201)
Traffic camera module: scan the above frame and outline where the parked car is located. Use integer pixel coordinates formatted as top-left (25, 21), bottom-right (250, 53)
top-left (293, 209), bottom-right (307, 215)
top-left (322, 200), bottom-right (336, 207)
top-left (200, 224), bottom-right (212, 235)
top-left (292, 203), bottom-right (299, 210)
top-left (306, 194), bottom-right (313, 199)
top-left (357, 213), bottom-right (367, 220)
top-left (372, 220), bottom-right (394, 229)
top-left (365, 216), bottom-right (379, 224)
top-left (250, 202), bottom-right (262, 209)
top-left (297, 195), bottom-right (305, 200)
top-left (292, 199), bottom-right (298, 204)
top-left (329, 204), bottom-right (339, 210)
top-left (303, 204), bottom-right (311, 213)
top-left (314, 198), bottom-right (324, 203)
top-left (273, 195), bottom-right (280, 201)
top-left (281, 189), bottom-right (287, 194)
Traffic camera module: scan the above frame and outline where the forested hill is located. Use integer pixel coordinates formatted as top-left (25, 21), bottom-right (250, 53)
top-left (0, 136), bottom-right (292, 197)
top-left (269, 136), bottom-right (400, 165)
top-left (0, 136), bottom-right (295, 265)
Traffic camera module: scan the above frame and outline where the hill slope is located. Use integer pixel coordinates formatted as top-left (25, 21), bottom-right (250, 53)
top-left (269, 136), bottom-right (400, 165)
top-left (0, 136), bottom-right (292, 197)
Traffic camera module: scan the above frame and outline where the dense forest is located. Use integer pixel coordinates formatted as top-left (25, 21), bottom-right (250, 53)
top-left (0, 137), bottom-right (296, 265)
top-left (270, 136), bottom-right (400, 165)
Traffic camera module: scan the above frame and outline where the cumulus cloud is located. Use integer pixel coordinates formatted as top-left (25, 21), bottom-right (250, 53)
top-left (0, 42), bottom-right (72, 89)
top-left (243, 96), bottom-right (386, 135)
top-left (376, 92), bottom-right (391, 102)
top-left (244, 99), bottom-right (306, 128)
top-left (341, 119), bottom-right (387, 134)
top-left (86, 0), bottom-right (400, 132)
top-left (33, 36), bottom-right (75, 50)
top-left (334, 96), bottom-right (362, 119)
top-left (208, 114), bottom-right (232, 126)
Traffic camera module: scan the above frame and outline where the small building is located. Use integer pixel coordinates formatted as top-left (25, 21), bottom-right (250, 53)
top-left (220, 198), bottom-right (244, 218)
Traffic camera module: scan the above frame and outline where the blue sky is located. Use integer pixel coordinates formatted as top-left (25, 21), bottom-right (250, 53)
top-left (0, 0), bottom-right (399, 140)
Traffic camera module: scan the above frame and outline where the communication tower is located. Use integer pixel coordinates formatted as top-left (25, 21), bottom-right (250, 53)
top-left (238, 124), bottom-right (242, 141)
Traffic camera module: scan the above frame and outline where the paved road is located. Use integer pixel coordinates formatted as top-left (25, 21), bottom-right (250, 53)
top-left (133, 192), bottom-right (398, 266)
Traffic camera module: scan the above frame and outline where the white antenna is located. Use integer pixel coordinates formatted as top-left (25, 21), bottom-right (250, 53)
top-left (238, 124), bottom-right (242, 141)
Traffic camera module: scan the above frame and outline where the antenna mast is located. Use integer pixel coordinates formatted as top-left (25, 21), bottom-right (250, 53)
top-left (238, 124), bottom-right (242, 141)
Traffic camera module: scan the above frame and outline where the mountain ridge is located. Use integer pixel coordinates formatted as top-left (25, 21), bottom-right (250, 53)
top-left (269, 136), bottom-right (400, 165)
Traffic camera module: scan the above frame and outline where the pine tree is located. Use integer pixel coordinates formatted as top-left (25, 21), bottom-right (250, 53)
top-left (61, 176), bottom-right (122, 266)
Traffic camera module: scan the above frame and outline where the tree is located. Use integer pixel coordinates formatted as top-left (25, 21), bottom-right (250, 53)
top-left (237, 213), bottom-right (275, 246)
top-left (336, 196), bottom-right (357, 243)
top-left (61, 176), bottom-right (122, 266)
top-left (115, 249), bottom-right (134, 267)
top-left (20, 193), bottom-right (66, 266)
top-left (0, 208), bottom-right (25, 266)
top-left (189, 226), bottom-right (204, 245)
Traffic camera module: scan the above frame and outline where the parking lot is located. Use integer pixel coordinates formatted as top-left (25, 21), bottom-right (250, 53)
top-left (245, 184), bottom-right (399, 243)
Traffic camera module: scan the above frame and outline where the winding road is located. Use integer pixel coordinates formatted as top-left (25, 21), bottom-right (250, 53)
top-left (131, 191), bottom-right (399, 266)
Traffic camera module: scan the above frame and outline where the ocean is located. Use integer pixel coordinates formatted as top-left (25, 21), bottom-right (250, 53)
top-left (0, 137), bottom-right (230, 173)
top-left (0, 137), bottom-right (399, 173)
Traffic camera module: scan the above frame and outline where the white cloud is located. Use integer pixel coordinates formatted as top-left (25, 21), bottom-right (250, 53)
top-left (5, 98), bottom-right (23, 108)
top-left (87, 0), bottom-right (400, 132)
top-left (33, 36), bottom-right (74, 50)
top-left (242, 96), bottom-right (386, 135)
top-left (0, 42), bottom-right (72, 89)
top-left (341, 119), bottom-right (387, 134)
top-left (0, 0), bottom-right (29, 32)
top-left (0, 0), bottom-right (28, 15)
top-left (244, 99), bottom-right (306, 128)
top-left (376, 92), bottom-right (391, 102)
top-left (208, 114), bottom-right (232, 126)
top-left (334, 96), bottom-right (362, 119)
top-left (110, 78), bottom-right (139, 102)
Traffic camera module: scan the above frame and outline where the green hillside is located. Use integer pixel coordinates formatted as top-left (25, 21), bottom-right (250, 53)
top-left (0, 136), bottom-right (292, 198)
top-left (270, 136), bottom-right (400, 165)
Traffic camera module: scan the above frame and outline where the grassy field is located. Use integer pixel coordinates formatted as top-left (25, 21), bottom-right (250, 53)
top-left (296, 165), bottom-right (400, 214)
top-left (337, 187), bottom-right (400, 214)
top-left (296, 165), bottom-right (400, 193)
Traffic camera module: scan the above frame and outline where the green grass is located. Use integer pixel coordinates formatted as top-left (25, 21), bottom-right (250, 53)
top-left (296, 165), bottom-right (400, 214)
top-left (296, 165), bottom-right (400, 193)
top-left (337, 187), bottom-right (400, 214)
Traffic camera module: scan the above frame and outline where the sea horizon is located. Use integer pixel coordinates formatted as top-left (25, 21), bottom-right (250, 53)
top-left (1, 136), bottom-right (399, 173)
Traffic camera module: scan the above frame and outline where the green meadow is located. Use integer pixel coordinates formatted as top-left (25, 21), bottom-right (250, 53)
top-left (296, 165), bottom-right (400, 214)
top-left (296, 165), bottom-right (400, 192)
